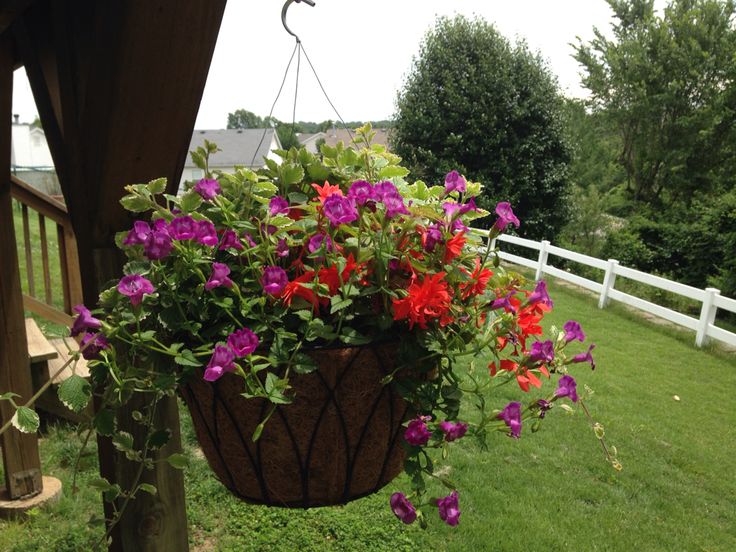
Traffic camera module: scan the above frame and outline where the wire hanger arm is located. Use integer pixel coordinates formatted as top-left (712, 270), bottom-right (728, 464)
top-left (281, 0), bottom-right (316, 43)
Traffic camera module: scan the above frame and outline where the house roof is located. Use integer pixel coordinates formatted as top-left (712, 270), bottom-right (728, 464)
top-left (186, 128), bottom-right (280, 167)
top-left (323, 128), bottom-right (392, 150)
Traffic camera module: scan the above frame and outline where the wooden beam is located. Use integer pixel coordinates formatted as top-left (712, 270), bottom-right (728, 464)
top-left (0, 35), bottom-right (43, 500)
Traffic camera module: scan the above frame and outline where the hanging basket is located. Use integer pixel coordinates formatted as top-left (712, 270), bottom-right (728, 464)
top-left (180, 342), bottom-right (410, 508)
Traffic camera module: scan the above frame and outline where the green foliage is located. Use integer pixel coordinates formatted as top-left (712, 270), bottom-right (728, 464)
top-left (392, 15), bottom-right (572, 240)
top-left (574, 0), bottom-right (736, 204)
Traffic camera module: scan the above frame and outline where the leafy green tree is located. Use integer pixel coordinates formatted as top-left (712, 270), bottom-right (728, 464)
top-left (227, 109), bottom-right (263, 129)
top-left (574, 0), bottom-right (736, 205)
top-left (392, 15), bottom-right (572, 240)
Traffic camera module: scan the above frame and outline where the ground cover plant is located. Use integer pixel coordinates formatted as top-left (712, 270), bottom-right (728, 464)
top-left (2, 278), bottom-right (734, 551)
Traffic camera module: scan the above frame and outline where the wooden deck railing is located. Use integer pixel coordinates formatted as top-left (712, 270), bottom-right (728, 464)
top-left (10, 175), bottom-right (82, 327)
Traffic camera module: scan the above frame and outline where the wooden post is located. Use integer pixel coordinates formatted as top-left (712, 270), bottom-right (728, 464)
top-left (598, 259), bottom-right (619, 309)
top-left (0, 37), bottom-right (43, 500)
top-left (695, 287), bottom-right (720, 347)
top-left (535, 240), bottom-right (550, 281)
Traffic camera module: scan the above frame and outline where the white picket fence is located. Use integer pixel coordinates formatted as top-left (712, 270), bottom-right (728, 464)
top-left (473, 230), bottom-right (736, 349)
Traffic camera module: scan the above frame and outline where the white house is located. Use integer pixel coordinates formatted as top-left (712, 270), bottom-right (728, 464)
top-left (11, 116), bottom-right (60, 195)
top-left (179, 128), bottom-right (282, 193)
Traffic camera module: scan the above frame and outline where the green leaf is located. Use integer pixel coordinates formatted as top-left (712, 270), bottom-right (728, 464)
top-left (166, 453), bottom-right (189, 470)
top-left (94, 409), bottom-right (115, 436)
top-left (147, 177), bottom-right (167, 194)
top-left (119, 194), bottom-right (152, 213)
top-left (288, 192), bottom-right (308, 204)
top-left (11, 406), bottom-right (39, 433)
top-left (280, 163), bottom-right (305, 185)
top-left (147, 429), bottom-right (171, 449)
top-left (89, 477), bottom-right (114, 492)
top-left (137, 483), bottom-right (158, 496)
top-left (112, 431), bottom-right (135, 452)
top-left (0, 391), bottom-right (20, 401)
top-left (307, 163), bottom-right (331, 182)
top-left (292, 353), bottom-right (318, 375)
top-left (339, 328), bottom-right (372, 345)
top-left (58, 374), bottom-right (92, 413)
top-left (190, 149), bottom-right (206, 170)
top-left (180, 191), bottom-right (203, 212)
top-left (175, 349), bottom-right (203, 367)
top-left (379, 165), bottom-right (410, 179)
top-left (330, 296), bottom-right (353, 314)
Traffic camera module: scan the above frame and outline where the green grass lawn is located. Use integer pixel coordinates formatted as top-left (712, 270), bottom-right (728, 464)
top-left (1, 279), bottom-right (735, 551)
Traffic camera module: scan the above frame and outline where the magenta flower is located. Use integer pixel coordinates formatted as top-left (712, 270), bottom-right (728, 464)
top-left (374, 181), bottom-right (400, 201)
top-left (122, 221), bottom-right (151, 246)
top-left (196, 220), bottom-right (219, 247)
top-left (71, 305), bottom-right (102, 337)
top-left (490, 292), bottom-right (516, 313)
top-left (498, 401), bottom-right (522, 439)
top-left (442, 201), bottom-right (462, 220)
top-left (243, 233), bottom-right (257, 247)
top-left (444, 170), bottom-right (466, 194)
top-left (537, 399), bottom-right (552, 419)
top-left (390, 492), bottom-right (417, 525)
top-left (529, 340), bottom-right (555, 364)
top-left (227, 328), bottom-right (259, 357)
top-left (307, 233), bottom-right (333, 254)
top-left (494, 202), bottom-right (520, 231)
top-left (170, 216), bottom-right (198, 240)
top-left (194, 178), bottom-right (221, 200)
top-left (572, 344), bottom-right (596, 370)
top-left (203, 345), bottom-right (236, 382)
top-left (383, 195), bottom-right (410, 219)
top-left (439, 420), bottom-right (468, 442)
top-left (261, 266), bottom-right (288, 295)
top-left (117, 274), bottom-right (154, 306)
top-left (276, 238), bottom-right (289, 258)
top-left (528, 280), bottom-right (553, 308)
top-left (437, 491), bottom-right (461, 526)
top-left (269, 196), bottom-right (290, 216)
top-left (348, 180), bottom-right (376, 205)
top-left (205, 262), bottom-right (233, 290)
top-left (219, 229), bottom-right (244, 251)
top-left (555, 374), bottom-right (579, 402)
top-left (424, 223), bottom-right (444, 252)
top-left (458, 197), bottom-right (479, 215)
top-left (563, 320), bottom-right (585, 343)
top-left (144, 229), bottom-right (173, 260)
top-left (80, 332), bottom-right (109, 361)
top-left (323, 194), bottom-right (358, 226)
top-left (404, 415), bottom-right (432, 446)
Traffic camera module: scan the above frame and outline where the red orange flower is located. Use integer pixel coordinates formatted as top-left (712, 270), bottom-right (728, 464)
top-left (392, 272), bottom-right (453, 329)
top-left (443, 231), bottom-right (466, 264)
top-left (311, 181), bottom-right (343, 204)
top-left (459, 258), bottom-right (494, 299)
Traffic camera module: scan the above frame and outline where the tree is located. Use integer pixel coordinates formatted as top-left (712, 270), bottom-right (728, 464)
top-left (227, 109), bottom-right (263, 129)
top-left (392, 15), bottom-right (572, 240)
top-left (574, 0), bottom-right (736, 205)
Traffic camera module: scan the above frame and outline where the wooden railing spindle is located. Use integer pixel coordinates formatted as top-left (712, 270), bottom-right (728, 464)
top-left (21, 203), bottom-right (35, 297)
top-left (38, 213), bottom-right (53, 305)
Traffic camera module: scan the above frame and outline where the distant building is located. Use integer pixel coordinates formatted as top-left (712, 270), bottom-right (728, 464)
top-left (11, 115), bottom-right (60, 195)
top-left (322, 127), bottom-right (392, 150)
top-left (180, 128), bottom-right (282, 193)
top-left (296, 132), bottom-right (326, 154)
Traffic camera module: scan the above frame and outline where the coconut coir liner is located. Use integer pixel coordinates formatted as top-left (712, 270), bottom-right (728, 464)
top-left (181, 342), bottom-right (409, 507)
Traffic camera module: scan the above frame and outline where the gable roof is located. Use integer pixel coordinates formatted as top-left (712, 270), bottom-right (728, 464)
top-left (185, 128), bottom-right (280, 168)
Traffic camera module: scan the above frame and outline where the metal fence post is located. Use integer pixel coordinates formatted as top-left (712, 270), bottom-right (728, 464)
top-left (535, 240), bottom-right (550, 281)
top-left (695, 288), bottom-right (720, 347)
top-left (598, 259), bottom-right (619, 309)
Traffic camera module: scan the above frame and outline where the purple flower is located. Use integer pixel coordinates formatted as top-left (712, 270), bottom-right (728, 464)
top-left (537, 399), bottom-right (552, 419)
top-left (269, 196), bottom-right (290, 216)
top-left (374, 181), bottom-right (400, 201)
top-left (307, 233), bottom-right (333, 254)
top-left (144, 229), bottom-right (173, 260)
top-left (528, 280), bottom-right (553, 308)
top-left (123, 221), bottom-right (151, 246)
top-left (555, 374), bottom-right (579, 402)
top-left (424, 223), bottom-right (444, 252)
top-left (442, 201), bottom-right (462, 220)
top-left (276, 238), bottom-right (289, 258)
top-left (227, 328), bottom-right (259, 357)
top-left (563, 320), bottom-right (585, 343)
top-left (439, 420), bottom-right (468, 442)
top-left (243, 233), bottom-right (257, 247)
top-left (390, 492), bottom-right (417, 525)
top-left (494, 202), bottom-right (520, 231)
top-left (205, 262), bottom-right (233, 290)
top-left (529, 340), bottom-right (555, 364)
top-left (404, 415), bottom-right (432, 446)
top-left (348, 180), bottom-right (376, 205)
top-left (383, 195), bottom-right (410, 219)
top-left (203, 345), bottom-right (236, 382)
top-left (194, 178), bottom-right (221, 201)
top-left (219, 229), bottom-right (244, 251)
top-left (71, 305), bottom-right (102, 337)
top-left (458, 197), bottom-right (479, 215)
top-left (117, 274), bottom-right (155, 306)
top-left (323, 194), bottom-right (358, 226)
top-left (490, 292), bottom-right (516, 312)
top-left (196, 220), bottom-right (218, 247)
top-left (450, 218), bottom-right (469, 233)
top-left (80, 332), bottom-right (109, 361)
top-left (261, 266), bottom-right (288, 295)
top-left (572, 344), bottom-right (596, 370)
top-left (260, 223), bottom-right (278, 236)
top-left (498, 401), bottom-right (522, 439)
top-left (444, 170), bottom-right (466, 194)
top-left (170, 216), bottom-right (198, 240)
top-left (437, 491), bottom-right (461, 527)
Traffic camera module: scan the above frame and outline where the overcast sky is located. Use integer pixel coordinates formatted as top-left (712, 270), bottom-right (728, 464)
top-left (11, 1), bottom-right (663, 129)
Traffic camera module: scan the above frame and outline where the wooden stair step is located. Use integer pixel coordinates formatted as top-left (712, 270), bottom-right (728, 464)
top-left (25, 318), bottom-right (58, 363)
top-left (47, 338), bottom-right (89, 384)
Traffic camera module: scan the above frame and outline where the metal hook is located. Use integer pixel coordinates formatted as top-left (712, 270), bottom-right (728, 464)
top-left (281, 0), bottom-right (316, 43)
